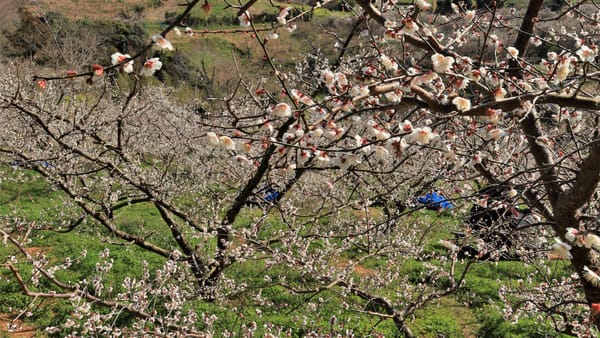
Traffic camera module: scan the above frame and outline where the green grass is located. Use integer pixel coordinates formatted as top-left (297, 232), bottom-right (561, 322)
top-left (0, 165), bottom-right (577, 336)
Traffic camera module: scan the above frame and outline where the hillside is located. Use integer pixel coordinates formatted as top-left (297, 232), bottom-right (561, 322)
top-left (3, 0), bottom-right (344, 97)
top-left (14, 0), bottom-right (183, 21)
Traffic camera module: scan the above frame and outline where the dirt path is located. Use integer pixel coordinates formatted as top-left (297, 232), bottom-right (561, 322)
top-left (0, 314), bottom-right (35, 338)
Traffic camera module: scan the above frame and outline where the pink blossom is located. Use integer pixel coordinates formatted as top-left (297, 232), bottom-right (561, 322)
top-left (92, 64), bottom-right (104, 76)
top-left (399, 120), bottom-right (413, 132)
top-left (487, 128), bottom-right (506, 140)
top-left (219, 136), bottom-right (236, 151)
top-left (506, 46), bottom-right (519, 59)
top-left (277, 7), bottom-right (291, 25)
top-left (565, 227), bottom-right (580, 243)
top-left (402, 18), bottom-right (418, 34)
top-left (548, 238), bottom-right (572, 260)
top-left (373, 145), bottom-right (390, 160)
top-left (415, 0), bottom-right (432, 10)
top-left (576, 45), bottom-right (597, 62)
top-left (494, 87), bottom-right (507, 100)
top-left (239, 11), bottom-right (252, 27)
top-left (431, 53), bottom-right (454, 73)
top-left (152, 34), bottom-right (174, 51)
top-left (410, 127), bottom-right (435, 145)
top-left (269, 103), bottom-right (292, 118)
top-left (379, 54), bottom-right (398, 72)
top-left (452, 96), bottom-right (471, 111)
top-left (206, 132), bottom-right (220, 146)
top-left (584, 266), bottom-right (600, 287)
top-left (140, 57), bottom-right (163, 77)
top-left (111, 52), bottom-right (134, 73)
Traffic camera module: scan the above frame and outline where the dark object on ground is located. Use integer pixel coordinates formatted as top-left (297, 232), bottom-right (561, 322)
top-left (245, 185), bottom-right (280, 207)
top-left (417, 191), bottom-right (454, 211)
top-left (451, 185), bottom-right (535, 261)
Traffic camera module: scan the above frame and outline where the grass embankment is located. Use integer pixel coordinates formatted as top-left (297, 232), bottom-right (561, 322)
top-left (0, 165), bottom-right (574, 336)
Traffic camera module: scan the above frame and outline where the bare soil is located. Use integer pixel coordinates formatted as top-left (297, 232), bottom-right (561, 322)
top-left (0, 314), bottom-right (35, 338)
top-left (8, 0), bottom-right (183, 23)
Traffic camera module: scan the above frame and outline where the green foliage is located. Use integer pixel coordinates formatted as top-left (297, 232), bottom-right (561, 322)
top-left (1, 7), bottom-right (147, 63)
top-left (476, 305), bottom-right (566, 338)
top-left (105, 21), bottom-right (147, 54)
top-left (412, 307), bottom-right (463, 337)
top-left (0, 166), bottom-right (578, 336)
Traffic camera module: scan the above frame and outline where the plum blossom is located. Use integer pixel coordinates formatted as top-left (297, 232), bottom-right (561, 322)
top-left (387, 137), bottom-right (408, 155)
top-left (584, 266), bottom-right (600, 287)
top-left (111, 52), bottom-right (134, 73)
top-left (239, 11), bottom-right (252, 27)
top-left (373, 146), bottom-right (390, 160)
top-left (207, 132), bottom-right (220, 146)
top-left (321, 69), bottom-right (335, 86)
top-left (439, 239), bottom-right (458, 252)
top-left (402, 18), bottom-right (419, 34)
top-left (431, 53), bottom-right (454, 73)
top-left (556, 57), bottom-right (572, 81)
top-left (379, 54), bottom-right (398, 72)
top-left (494, 87), bottom-right (507, 100)
top-left (530, 36), bottom-right (542, 46)
top-left (506, 46), bottom-right (519, 59)
top-left (152, 34), bottom-right (174, 51)
top-left (290, 90), bottom-right (314, 106)
top-left (452, 96), bottom-right (471, 111)
top-left (277, 7), bottom-right (291, 25)
top-left (219, 136), bottom-right (236, 151)
top-left (415, 0), bottom-right (432, 10)
top-left (384, 90), bottom-right (402, 103)
top-left (464, 10), bottom-right (475, 22)
top-left (334, 153), bottom-right (361, 171)
top-left (368, 121), bottom-right (390, 140)
top-left (354, 135), bottom-right (371, 154)
top-left (269, 103), bottom-right (292, 118)
top-left (234, 155), bottom-right (252, 167)
top-left (36, 79), bottom-right (47, 90)
top-left (140, 58), bottom-right (163, 77)
top-left (286, 24), bottom-right (297, 33)
top-left (310, 127), bottom-right (324, 139)
top-left (548, 238), bottom-right (572, 259)
top-left (399, 120), bottom-right (413, 132)
top-left (299, 149), bottom-right (312, 163)
top-left (581, 233), bottom-right (600, 250)
top-left (185, 27), bottom-right (194, 36)
top-left (565, 227), bottom-right (580, 242)
top-left (349, 85), bottom-right (369, 98)
top-left (92, 64), bottom-right (104, 76)
top-left (314, 150), bottom-right (330, 164)
top-left (410, 127), bottom-right (436, 145)
top-left (487, 128), bottom-right (506, 140)
top-left (576, 45), bottom-right (597, 63)
top-left (334, 73), bottom-right (348, 88)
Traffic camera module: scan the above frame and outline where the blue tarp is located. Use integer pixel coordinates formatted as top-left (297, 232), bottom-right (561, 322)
top-left (417, 192), bottom-right (454, 210)
top-left (259, 186), bottom-right (280, 202)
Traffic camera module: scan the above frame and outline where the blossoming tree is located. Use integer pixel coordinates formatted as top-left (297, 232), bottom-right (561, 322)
top-left (1, 0), bottom-right (600, 335)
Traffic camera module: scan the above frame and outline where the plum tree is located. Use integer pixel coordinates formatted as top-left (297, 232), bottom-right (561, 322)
top-left (1, 0), bottom-right (600, 336)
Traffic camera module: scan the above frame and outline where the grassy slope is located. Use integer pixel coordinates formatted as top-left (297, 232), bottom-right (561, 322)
top-left (0, 166), bottom-right (575, 337)
top-left (14, 0), bottom-right (342, 95)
